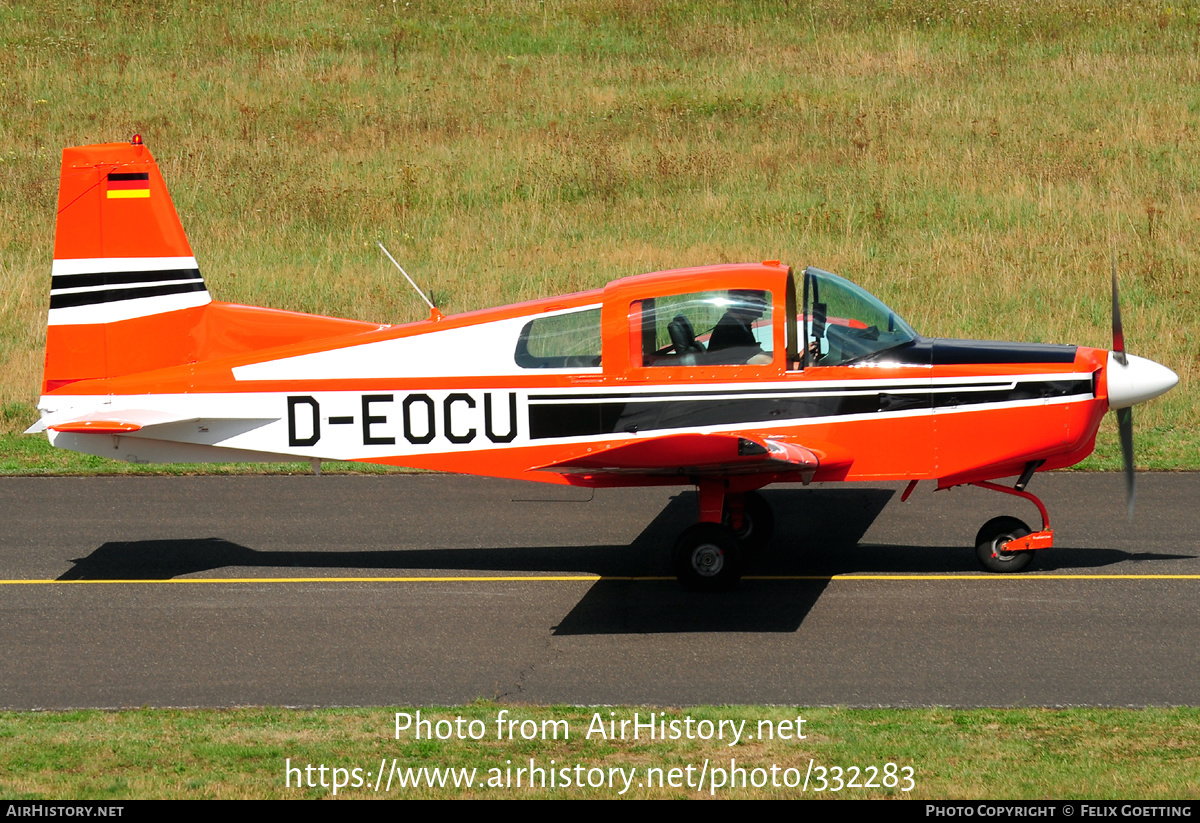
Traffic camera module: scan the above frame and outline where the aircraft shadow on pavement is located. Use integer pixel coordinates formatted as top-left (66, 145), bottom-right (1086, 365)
top-left (55, 487), bottom-right (1181, 632)
top-left (55, 489), bottom-right (878, 633)
top-left (58, 488), bottom-right (891, 579)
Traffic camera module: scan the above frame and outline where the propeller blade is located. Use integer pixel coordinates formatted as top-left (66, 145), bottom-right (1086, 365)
top-left (1113, 256), bottom-right (1134, 517)
top-left (1111, 255), bottom-right (1127, 366)
top-left (1108, 258), bottom-right (1178, 517)
top-left (1117, 406), bottom-right (1135, 518)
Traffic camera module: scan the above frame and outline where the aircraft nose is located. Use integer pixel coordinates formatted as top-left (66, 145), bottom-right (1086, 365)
top-left (1106, 351), bottom-right (1179, 410)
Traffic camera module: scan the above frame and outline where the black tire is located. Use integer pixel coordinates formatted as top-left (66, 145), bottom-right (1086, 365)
top-left (975, 516), bottom-right (1035, 573)
top-left (723, 491), bottom-right (775, 556)
top-left (673, 523), bottom-right (743, 591)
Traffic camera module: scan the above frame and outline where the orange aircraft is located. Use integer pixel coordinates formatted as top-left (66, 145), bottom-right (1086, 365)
top-left (29, 138), bottom-right (1179, 589)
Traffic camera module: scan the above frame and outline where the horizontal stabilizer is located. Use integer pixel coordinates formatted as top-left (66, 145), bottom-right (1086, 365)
top-left (27, 409), bottom-right (277, 436)
top-left (532, 432), bottom-right (819, 480)
top-left (48, 420), bottom-right (144, 433)
top-left (29, 408), bottom-right (176, 434)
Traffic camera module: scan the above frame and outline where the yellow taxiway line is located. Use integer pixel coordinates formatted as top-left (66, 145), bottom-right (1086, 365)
top-left (1, 573), bottom-right (1200, 584)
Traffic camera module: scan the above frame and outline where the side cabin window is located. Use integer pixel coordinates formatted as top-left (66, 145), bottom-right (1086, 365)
top-left (631, 290), bottom-right (773, 367)
top-left (514, 307), bottom-right (602, 369)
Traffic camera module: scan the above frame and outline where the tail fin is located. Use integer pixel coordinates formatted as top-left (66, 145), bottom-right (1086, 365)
top-left (43, 136), bottom-right (211, 393)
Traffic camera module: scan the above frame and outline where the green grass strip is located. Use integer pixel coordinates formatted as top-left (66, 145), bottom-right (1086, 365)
top-left (1, 705), bottom-right (1198, 799)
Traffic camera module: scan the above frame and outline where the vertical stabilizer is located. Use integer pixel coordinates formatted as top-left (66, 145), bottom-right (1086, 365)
top-left (43, 137), bottom-right (212, 392)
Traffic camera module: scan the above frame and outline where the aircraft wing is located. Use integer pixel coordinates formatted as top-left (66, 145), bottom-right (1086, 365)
top-left (532, 432), bottom-right (820, 481)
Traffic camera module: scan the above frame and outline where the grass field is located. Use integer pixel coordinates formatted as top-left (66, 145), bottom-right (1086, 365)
top-left (3, 705), bottom-right (1199, 799)
top-left (2, 0), bottom-right (1198, 801)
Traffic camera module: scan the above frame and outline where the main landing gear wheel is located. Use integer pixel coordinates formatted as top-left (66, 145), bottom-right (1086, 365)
top-left (975, 516), bottom-right (1034, 573)
top-left (723, 491), bottom-right (775, 556)
top-left (673, 523), bottom-right (743, 592)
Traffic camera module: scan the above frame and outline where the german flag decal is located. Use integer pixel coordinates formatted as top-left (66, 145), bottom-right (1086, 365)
top-left (106, 171), bottom-right (150, 199)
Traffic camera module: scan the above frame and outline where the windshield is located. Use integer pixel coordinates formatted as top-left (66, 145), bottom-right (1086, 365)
top-left (801, 267), bottom-right (917, 366)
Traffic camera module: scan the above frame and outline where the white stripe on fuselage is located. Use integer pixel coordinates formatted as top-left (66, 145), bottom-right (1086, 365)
top-left (231, 304), bottom-right (603, 381)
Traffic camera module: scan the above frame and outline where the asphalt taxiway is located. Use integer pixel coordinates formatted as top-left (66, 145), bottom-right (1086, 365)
top-left (1, 472), bottom-right (1197, 708)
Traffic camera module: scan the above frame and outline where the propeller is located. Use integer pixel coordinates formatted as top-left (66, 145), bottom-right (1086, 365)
top-left (1106, 258), bottom-right (1178, 518)
top-left (1111, 259), bottom-right (1135, 516)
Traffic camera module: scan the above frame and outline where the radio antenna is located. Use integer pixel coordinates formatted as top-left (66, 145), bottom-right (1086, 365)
top-left (377, 241), bottom-right (441, 319)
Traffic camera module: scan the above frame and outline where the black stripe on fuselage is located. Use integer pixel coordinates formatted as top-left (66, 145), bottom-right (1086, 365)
top-left (529, 380), bottom-right (1015, 403)
top-left (879, 338), bottom-right (1079, 365)
top-left (51, 268), bottom-right (203, 291)
top-left (107, 172), bottom-right (150, 182)
top-left (526, 378), bottom-right (1093, 440)
top-left (49, 280), bottom-right (207, 309)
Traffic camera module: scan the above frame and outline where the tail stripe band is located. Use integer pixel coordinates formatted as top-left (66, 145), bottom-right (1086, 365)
top-left (47, 256), bottom-right (210, 327)
top-left (52, 268), bottom-right (202, 291)
top-left (50, 279), bottom-right (206, 309)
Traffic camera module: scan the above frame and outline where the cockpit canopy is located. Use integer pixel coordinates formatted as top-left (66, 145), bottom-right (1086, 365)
top-left (510, 263), bottom-right (919, 372)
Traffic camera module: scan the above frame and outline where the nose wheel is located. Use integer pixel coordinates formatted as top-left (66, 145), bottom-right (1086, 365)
top-left (968, 480), bottom-right (1054, 573)
top-left (975, 516), bottom-right (1034, 573)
